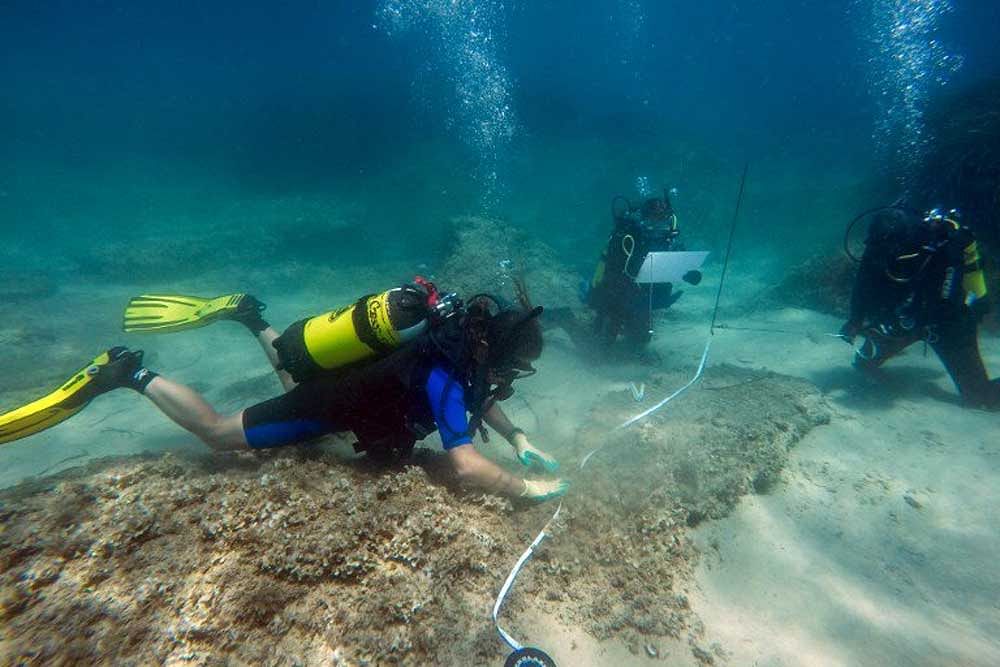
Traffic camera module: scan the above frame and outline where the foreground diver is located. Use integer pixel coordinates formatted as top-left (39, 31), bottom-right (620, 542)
top-left (839, 207), bottom-right (1000, 409)
top-left (0, 281), bottom-right (569, 501)
top-left (587, 188), bottom-right (702, 359)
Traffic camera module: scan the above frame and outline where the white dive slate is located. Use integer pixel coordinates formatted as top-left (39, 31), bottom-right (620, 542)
top-left (634, 250), bottom-right (709, 284)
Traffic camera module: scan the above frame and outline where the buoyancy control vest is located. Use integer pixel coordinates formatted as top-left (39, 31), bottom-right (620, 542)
top-left (270, 281), bottom-right (515, 455)
top-left (332, 337), bottom-right (442, 458)
top-left (858, 216), bottom-right (989, 327)
top-left (332, 309), bottom-right (500, 457)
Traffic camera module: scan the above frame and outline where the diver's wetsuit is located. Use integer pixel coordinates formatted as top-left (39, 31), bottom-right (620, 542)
top-left (846, 215), bottom-right (999, 408)
top-left (242, 343), bottom-right (474, 454)
top-left (589, 217), bottom-right (681, 347)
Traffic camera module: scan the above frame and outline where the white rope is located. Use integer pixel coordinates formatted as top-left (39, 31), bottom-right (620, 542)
top-left (579, 336), bottom-right (711, 468)
top-left (493, 332), bottom-right (713, 650)
top-left (492, 163), bottom-right (747, 654)
top-left (492, 503), bottom-right (563, 651)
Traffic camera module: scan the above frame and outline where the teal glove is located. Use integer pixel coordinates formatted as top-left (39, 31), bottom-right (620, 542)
top-left (515, 439), bottom-right (560, 473)
top-left (520, 478), bottom-right (570, 503)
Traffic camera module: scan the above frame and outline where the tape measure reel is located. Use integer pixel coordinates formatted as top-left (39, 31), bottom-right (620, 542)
top-left (504, 647), bottom-right (556, 667)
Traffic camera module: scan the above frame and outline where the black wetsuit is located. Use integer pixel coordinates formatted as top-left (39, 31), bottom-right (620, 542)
top-left (590, 216), bottom-right (681, 347)
top-left (242, 327), bottom-right (489, 456)
top-left (846, 217), bottom-right (999, 409)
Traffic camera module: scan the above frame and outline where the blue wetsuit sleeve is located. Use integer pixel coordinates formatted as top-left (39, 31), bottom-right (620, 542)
top-left (425, 366), bottom-right (473, 450)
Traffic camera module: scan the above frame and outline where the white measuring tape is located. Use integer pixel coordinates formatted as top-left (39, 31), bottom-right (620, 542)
top-left (492, 335), bottom-right (714, 652)
top-left (494, 163), bottom-right (748, 657)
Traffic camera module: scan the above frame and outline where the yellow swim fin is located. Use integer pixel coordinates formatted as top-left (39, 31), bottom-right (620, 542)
top-left (123, 293), bottom-right (262, 333)
top-left (0, 347), bottom-right (142, 445)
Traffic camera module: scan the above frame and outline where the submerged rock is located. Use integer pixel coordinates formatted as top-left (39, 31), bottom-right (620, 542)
top-left (0, 450), bottom-right (516, 665)
top-left (0, 364), bottom-right (829, 665)
top-left (438, 215), bottom-right (581, 308)
top-left (765, 252), bottom-right (856, 318)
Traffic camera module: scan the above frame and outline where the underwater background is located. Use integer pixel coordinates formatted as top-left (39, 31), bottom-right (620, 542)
top-left (2, 1), bottom-right (1000, 665)
top-left (3, 0), bottom-right (996, 269)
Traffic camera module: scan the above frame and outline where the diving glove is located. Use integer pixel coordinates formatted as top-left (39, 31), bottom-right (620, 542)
top-left (229, 295), bottom-right (270, 334)
top-left (838, 321), bottom-right (862, 344)
top-left (682, 270), bottom-right (702, 285)
top-left (520, 478), bottom-right (570, 503)
top-left (514, 438), bottom-right (560, 473)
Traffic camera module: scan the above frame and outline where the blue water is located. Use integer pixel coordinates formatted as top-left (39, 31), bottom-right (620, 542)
top-left (3, 1), bottom-right (996, 255)
top-left (2, 1), bottom-right (999, 663)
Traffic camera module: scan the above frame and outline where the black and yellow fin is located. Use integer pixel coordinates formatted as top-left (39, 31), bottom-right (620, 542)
top-left (0, 350), bottom-right (118, 445)
top-left (123, 293), bottom-right (248, 333)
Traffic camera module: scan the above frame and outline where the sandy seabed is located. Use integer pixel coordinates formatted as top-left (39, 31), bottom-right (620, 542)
top-left (1, 221), bottom-right (998, 665)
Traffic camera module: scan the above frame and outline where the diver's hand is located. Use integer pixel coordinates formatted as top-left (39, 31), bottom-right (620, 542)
top-left (520, 478), bottom-right (570, 503)
top-left (512, 434), bottom-right (560, 473)
top-left (682, 270), bottom-right (702, 285)
top-left (838, 321), bottom-right (861, 344)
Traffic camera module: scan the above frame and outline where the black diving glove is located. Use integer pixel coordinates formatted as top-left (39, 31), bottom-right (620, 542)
top-left (231, 295), bottom-right (270, 334)
top-left (838, 321), bottom-right (862, 344)
top-left (682, 270), bottom-right (702, 285)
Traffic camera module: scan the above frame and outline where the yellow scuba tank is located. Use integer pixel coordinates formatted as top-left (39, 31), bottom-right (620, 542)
top-left (591, 255), bottom-right (606, 289)
top-left (273, 285), bottom-right (434, 382)
top-left (961, 240), bottom-right (988, 304)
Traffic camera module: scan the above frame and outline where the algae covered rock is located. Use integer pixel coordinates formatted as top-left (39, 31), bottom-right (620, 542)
top-left (575, 364), bottom-right (830, 527)
top-left (437, 215), bottom-right (581, 308)
top-left (0, 450), bottom-right (517, 665)
top-left (0, 364), bottom-right (830, 665)
top-left (766, 252), bottom-right (857, 318)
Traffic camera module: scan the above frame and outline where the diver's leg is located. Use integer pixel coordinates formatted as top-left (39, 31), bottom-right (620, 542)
top-left (253, 327), bottom-right (296, 391)
top-left (625, 297), bottom-right (653, 347)
top-left (240, 381), bottom-right (337, 448)
top-left (142, 373), bottom-right (335, 450)
top-left (623, 287), bottom-right (654, 362)
top-left (606, 285), bottom-right (637, 347)
top-left (592, 304), bottom-right (618, 347)
top-left (590, 286), bottom-right (611, 341)
top-left (931, 319), bottom-right (1000, 409)
top-left (228, 297), bottom-right (297, 391)
top-left (606, 315), bottom-right (624, 347)
top-left (142, 376), bottom-right (249, 451)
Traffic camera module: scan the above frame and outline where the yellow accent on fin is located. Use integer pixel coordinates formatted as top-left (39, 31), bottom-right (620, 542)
top-left (0, 351), bottom-right (111, 445)
top-left (123, 294), bottom-right (247, 333)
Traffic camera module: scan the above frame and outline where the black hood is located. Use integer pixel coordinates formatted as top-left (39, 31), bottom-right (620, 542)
top-left (486, 306), bottom-right (543, 371)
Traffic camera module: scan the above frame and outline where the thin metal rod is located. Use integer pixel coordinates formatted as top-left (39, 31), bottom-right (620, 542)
top-left (493, 163), bottom-right (750, 656)
top-left (711, 162), bottom-right (749, 334)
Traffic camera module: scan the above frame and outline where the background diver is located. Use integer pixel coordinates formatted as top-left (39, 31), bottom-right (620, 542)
top-left (587, 187), bottom-right (702, 361)
top-left (839, 207), bottom-right (1000, 409)
top-left (0, 280), bottom-right (569, 502)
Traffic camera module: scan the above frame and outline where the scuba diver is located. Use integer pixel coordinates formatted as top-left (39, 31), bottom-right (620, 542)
top-left (0, 280), bottom-right (569, 502)
top-left (587, 188), bottom-right (702, 360)
top-left (839, 207), bottom-right (1000, 409)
